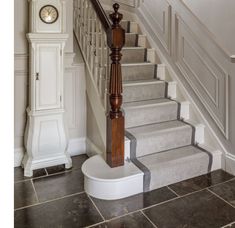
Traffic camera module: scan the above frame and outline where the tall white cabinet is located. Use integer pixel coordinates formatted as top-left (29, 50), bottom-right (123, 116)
top-left (23, 0), bottom-right (72, 176)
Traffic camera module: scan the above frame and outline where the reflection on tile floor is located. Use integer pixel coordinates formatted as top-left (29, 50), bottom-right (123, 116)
top-left (14, 157), bottom-right (235, 228)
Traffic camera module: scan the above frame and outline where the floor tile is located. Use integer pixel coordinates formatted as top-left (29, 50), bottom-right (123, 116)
top-left (169, 170), bottom-right (234, 196)
top-left (14, 181), bottom-right (38, 209)
top-left (14, 167), bottom-right (47, 182)
top-left (223, 221), bottom-right (235, 228)
top-left (91, 212), bottom-right (155, 228)
top-left (206, 170), bottom-right (234, 185)
top-left (143, 189), bottom-right (235, 228)
top-left (45, 155), bottom-right (88, 174)
top-left (33, 169), bottom-right (84, 202)
top-left (92, 186), bottom-right (177, 219)
top-left (14, 193), bottom-right (103, 228)
top-left (72, 154), bottom-right (88, 170)
top-left (46, 164), bottom-right (66, 175)
top-left (209, 179), bottom-right (235, 207)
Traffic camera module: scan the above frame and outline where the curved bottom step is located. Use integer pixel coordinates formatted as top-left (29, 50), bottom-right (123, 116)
top-left (82, 155), bottom-right (144, 200)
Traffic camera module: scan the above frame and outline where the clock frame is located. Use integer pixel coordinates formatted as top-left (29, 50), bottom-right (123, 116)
top-left (39, 5), bottom-right (59, 24)
top-left (28, 0), bottom-right (66, 33)
top-left (23, 0), bottom-right (71, 177)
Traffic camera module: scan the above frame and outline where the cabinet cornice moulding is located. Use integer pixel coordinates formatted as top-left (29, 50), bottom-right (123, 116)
top-left (14, 52), bottom-right (76, 74)
top-left (26, 33), bottom-right (69, 42)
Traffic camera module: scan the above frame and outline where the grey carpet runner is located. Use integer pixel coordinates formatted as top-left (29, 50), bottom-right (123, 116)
top-left (119, 18), bottom-right (213, 192)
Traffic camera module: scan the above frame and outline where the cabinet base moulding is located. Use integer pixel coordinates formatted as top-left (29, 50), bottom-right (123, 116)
top-left (14, 137), bottom-right (87, 168)
top-left (22, 153), bottom-right (72, 177)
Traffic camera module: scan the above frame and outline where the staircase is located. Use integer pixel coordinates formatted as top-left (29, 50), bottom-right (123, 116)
top-left (116, 18), bottom-right (214, 191)
top-left (74, 1), bottom-right (221, 200)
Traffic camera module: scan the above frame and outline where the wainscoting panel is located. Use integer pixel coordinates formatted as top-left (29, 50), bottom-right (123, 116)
top-left (141, 0), bottom-right (171, 53)
top-left (64, 64), bottom-right (86, 139)
top-left (175, 15), bottom-right (229, 137)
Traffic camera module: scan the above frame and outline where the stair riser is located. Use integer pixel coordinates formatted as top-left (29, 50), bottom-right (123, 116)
top-left (125, 103), bottom-right (178, 128)
top-left (121, 49), bottom-right (146, 63)
top-left (90, 33), bottom-right (137, 47)
top-left (120, 21), bottom-right (130, 32)
top-left (123, 82), bottom-right (165, 102)
top-left (122, 64), bottom-right (156, 81)
top-left (135, 126), bottom-right (192, 157)
top-left (125, 34), bottom-right (138, 47)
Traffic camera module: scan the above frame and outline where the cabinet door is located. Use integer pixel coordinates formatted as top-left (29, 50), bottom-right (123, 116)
top-left (35, 43), bottom-right (61, 111)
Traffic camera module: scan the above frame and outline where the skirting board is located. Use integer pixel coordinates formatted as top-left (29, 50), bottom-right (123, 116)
top-left (225, 153), bottom-right (235, 175)
top-left (14, 137), bottom-right (86, 167)
top-left (86, 138), bottom-right (103, 157)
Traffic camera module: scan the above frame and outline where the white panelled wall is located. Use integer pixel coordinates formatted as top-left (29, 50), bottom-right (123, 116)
top-left (14, 0), bottom-right (86, 166)
top-left (134, 0), bottom-right (235, 174)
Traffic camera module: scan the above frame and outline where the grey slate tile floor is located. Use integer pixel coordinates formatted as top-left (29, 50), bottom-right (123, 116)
top-left (14, 155), bottom-right (235, 228)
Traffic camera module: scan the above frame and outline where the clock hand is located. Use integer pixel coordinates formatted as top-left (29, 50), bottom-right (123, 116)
top-left (48, 9), bottom-right (52, 15)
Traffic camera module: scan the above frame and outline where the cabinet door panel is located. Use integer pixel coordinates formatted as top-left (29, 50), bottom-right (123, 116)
top-left (36, 44), bottom-right (61, 110)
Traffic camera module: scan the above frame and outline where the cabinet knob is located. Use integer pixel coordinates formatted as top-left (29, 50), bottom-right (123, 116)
top-left (36, 72), bottom-right (39, 80)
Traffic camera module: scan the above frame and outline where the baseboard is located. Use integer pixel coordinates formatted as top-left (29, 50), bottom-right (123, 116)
top-left (86, 138), bottom-right (103, 157)
top-left (14, 148), bottom-right (25, 167)
top-left (14, 137), bottom-right (87, 167)
top-left (225, 153), bottom-right (235, 175)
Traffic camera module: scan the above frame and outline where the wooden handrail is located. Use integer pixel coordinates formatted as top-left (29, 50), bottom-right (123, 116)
top-left (90, 0), bottom-right (112, 32)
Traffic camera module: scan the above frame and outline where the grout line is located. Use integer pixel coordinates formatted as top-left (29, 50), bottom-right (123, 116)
top-left (31, 179), bottom-right (39, 203)
top-left (14, 170), bottom-right (70, 184)
top-left (167, 186), bottom-right (180, 197)
top-left (85, 211), bottom-right (143, 228)
top-left (207, 188), bottom-right (235, 209)
top-left (141, 211), bottom-right (158, 228)
top-left (85, 221), bottom-right (106, 228)
top-left (14, 179), bottom-right (32, 184)
top-left (206, 177), bottom-right (235, 189)
top-left (107, 210), bottom-right (140, 222)
top-left (221, 221), bottom-right (235, 228)
top-left (141, 188), bottom-right (209, 212)
top-left (87, 195), bottom-right (106, 221)
top-left (45, 168), bottom-right (49, 176)
top-left (88, 188), bottom-right (208, 224)
top-left (14, 191), bottom-right (85, 211)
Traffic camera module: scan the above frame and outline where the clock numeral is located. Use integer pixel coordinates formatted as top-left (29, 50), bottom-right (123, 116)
top-left (36, 72), bottom-right (39, 80)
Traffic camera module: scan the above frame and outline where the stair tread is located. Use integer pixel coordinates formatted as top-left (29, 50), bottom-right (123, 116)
top-left (123, 79), bottom-right (164, 86)
top-left (138, 146), bottom-right (207, 168)
top-left (126, 32), bottom-right (138, 35)
top-left (123, 98), bottom-right (176, 108)
top-left (138, 145), bottom-right (215, 190)
top-left (127, 120), bottom-right (191, 134)
top-left (122, 62), bottom-right (155, 66)
top-left (123, 47), bottom-right (145, 50)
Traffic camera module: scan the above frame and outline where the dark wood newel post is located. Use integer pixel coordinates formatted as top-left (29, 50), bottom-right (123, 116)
top-left (106, 3), bottom-right (125, 167)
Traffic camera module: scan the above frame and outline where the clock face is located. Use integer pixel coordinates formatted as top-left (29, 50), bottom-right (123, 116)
top-left (39, 5), bottom-right (59, 24)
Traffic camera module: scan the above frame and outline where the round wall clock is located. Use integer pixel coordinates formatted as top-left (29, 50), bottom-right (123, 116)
top-left (39, 5), bottom-right (59, 24)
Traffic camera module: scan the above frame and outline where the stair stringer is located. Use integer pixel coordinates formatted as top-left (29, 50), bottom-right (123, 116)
top-left (132, 8), bottom-right (226, 168)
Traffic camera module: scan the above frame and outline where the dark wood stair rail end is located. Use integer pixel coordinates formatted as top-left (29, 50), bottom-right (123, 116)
top-left (91, 1), bottom-right (125, 167)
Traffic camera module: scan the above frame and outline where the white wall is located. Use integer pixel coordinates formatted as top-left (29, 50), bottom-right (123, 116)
top-left (14, 0), bottom-right (86, 166)
top-left (182, 0), bottom-right (235, 55)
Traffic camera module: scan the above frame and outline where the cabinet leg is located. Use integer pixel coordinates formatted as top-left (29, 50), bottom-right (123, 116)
top-left (65, 154), bottom-right (72, 169)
